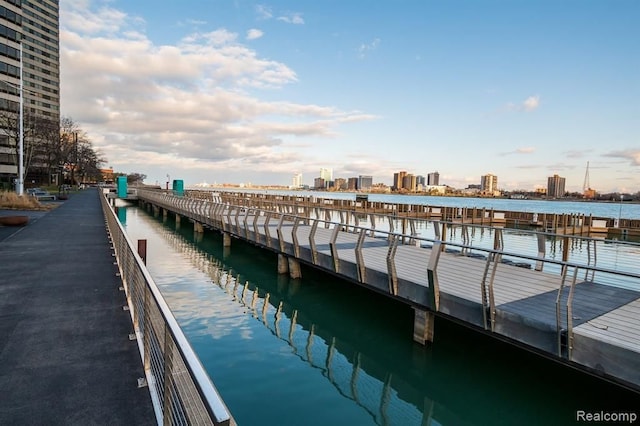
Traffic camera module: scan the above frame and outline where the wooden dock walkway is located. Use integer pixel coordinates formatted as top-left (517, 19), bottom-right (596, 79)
top-left (187, 189), bottom-right (640, 237)
top-left (135, 189), bottom-right (640, 393)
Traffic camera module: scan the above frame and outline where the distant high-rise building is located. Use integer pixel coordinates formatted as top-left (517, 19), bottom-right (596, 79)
top-left (416, 175), bottom-right (425, 187)
top-left (320, 168), bottom-right (333, 183)
top-left (547, 174), bottom-right (566, 198)
top-left (334, 177), bottom-right (347, 190)
top-left (358, 175), bottom-right (373, 191)
top-left (427, 171), bottom-right (440, 186)
top-left (393, 171), bottom-right (407, 191)
top-left (402, 174), bottom-right (417, 192)
top-left (347, 177), bottom-right (358, 190)
top-left (481, 174), bottom-right (498, 194)
top-left (0, 0), bottom-right (60, 188)
top-left (313, 177), bottom-right (325, 189)
top-left (292, 173), bottom-right (303, 188)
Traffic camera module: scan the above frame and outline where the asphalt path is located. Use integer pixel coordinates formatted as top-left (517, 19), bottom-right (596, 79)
top-left (0, 189), bottom-right (156, 425)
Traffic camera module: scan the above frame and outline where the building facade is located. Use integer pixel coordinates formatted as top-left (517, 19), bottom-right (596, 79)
top-left (393, 171), bottom-right (406, 191)
top-left (333, 177), bottom-right (347, 190)
top-left (347, 177), bottom-right (358, 191)
top-left (427, 171), bottom-right (440, 186)
top-left (358, 175), bottom-right (372, 191)
top-left (547, 174), bottom-right (566, 198)
top-left (402, 174), bottom-right (417, 192)
top-left (319, 168), bottom-right (332, 184)
top-left (291, 172), bottom-right (303, 189)
top-left (0, 0), bottom-right (60, 189)
top-left (480, 174), bottom-right (498, 195)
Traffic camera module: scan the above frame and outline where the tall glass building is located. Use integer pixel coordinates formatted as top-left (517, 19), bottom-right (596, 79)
top-left (0, 0), bottom-right (59, 189)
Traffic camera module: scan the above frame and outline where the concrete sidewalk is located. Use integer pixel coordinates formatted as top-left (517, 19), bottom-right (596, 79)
top-left (0, 189), bottom-right (156, 425)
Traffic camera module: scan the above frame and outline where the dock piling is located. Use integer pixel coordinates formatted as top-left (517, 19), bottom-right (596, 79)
top-left (413, 308), bottom-right (435, 345)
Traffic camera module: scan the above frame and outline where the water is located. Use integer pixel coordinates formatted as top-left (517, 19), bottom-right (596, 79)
top-left (121, 206), bottom-right (639, 425)
top-left (206, 188), bottom-right (640, 219)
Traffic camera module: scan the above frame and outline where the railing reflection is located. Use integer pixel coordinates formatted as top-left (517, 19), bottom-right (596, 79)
top-left (141, 209), bottom-right (464, 426)
top-left (101, 195), bottom-right (234, 426)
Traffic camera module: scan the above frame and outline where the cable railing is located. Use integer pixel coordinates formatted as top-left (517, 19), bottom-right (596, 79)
top-left (101, 191), bottom-right (234, 426)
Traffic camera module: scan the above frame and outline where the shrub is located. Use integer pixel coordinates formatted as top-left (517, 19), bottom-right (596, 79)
top-left (0, 191), bottom-right (45, 210)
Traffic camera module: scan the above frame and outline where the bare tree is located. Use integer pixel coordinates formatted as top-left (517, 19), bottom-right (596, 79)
top-left (58, 116), bottom-right (106, 185)
top-left (0, 109), bottom-right (40, 179)
top-left (0, 112), bottom-right (107, 186)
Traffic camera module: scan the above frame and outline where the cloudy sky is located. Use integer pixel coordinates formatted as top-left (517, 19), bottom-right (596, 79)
top-left (60, 0), bottom-right (639, 192)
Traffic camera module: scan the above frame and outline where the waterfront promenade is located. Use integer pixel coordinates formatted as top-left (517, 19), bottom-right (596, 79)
top-left (0, 189), bottom-right (155, 425)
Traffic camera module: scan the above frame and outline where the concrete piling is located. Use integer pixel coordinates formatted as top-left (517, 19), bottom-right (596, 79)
top-left (412, 308), bottom-right (435, 345)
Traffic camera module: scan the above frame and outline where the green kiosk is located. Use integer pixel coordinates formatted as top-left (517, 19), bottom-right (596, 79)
top-left (172, 179), bottom-right (184, 196)
top-left (116, 176), bottom-right (127, 198)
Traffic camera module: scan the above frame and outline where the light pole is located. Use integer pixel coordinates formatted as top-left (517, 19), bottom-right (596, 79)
top-left (17, 43), bottom-right (23, 196)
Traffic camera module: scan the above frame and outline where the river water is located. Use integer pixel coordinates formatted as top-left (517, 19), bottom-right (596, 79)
top-left (120, 206), bottom-right (639, 425)
top-left (206, 188), bottom-right (640, 219)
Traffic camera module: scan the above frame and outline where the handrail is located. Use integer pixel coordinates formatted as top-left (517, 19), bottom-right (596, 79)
top-left (137, 189), bottom-right (640, 362)
top-left (566, 267), bottom-right (579, 359)
top-left (101, 192), bottom-right (234, 426)
top-left (137, 188), bottom-right (640, 282)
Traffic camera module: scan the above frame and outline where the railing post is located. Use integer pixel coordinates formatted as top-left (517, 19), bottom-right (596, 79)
top-left (386, 236), bottom-right (398, 295)
top-left (292, 218), bottom-right (301, 258)
top-left (535, 233), bottom-right (546, 271)
top-left (566, 267), bottom-right (578, 360)
top-left (427, 241), bottom-right (441, 312)
top-left (263, 213), bottom-right (272, 248)
top-left (137, 239), bottom-right (147, 265)
top-left (355, 229), bottom-right (366, 283)
top-left (329, 224), bottom-right (341, 273)
top-left (163, 324), bottom-right (173, 424)
top-left (276, 214), bottom-right (286, 253)
top-left (309, 220), bottom-right (319, 265)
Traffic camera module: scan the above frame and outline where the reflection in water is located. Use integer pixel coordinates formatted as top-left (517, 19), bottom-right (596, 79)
top-left (138, 212), bottom-right (431, 425)
top-left (122, 207), bottom-right (639, 426)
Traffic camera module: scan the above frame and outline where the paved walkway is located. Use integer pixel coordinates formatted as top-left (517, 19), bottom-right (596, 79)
top-left (0, 189), bottom-right (156, 425)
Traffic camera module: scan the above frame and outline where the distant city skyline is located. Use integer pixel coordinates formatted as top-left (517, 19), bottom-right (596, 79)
top-left (60, 1), bottom-right (639, 193)
top-left (294, 168), bottom-right (592, 196)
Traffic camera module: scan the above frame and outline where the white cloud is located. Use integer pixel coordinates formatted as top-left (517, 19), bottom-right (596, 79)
top-left (523, 95), bottom-right (540, 111)
top-left (506, 95), bottom-right (541, 112)
top-left (246, 29), bottom-right (264, 40)
top-left (255, 5), bottom-right (273, 20)
top-left (516, 147), bottom-right (536, 154)
top-left (604, 149), bottom-right (640, 166)
top-left (277, 12), bottom-right (304, 25)
top-left (358, 38), bottom-right (380, 59)
top-left (501, 146), bottom-right (536, 156)
top-left (60, 1), bottom-right (376, 183)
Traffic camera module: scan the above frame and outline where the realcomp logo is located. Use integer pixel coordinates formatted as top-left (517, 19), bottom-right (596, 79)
top-left (576, 411), bottom-right (638, 423)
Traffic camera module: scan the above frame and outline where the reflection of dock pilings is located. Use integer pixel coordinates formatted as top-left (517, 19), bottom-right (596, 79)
top-left (143, 211), bottom-right (463, 425)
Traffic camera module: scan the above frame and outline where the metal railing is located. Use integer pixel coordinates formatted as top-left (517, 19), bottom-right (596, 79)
top-left (101, 192), bottom-right (234, 426)
top-left (137, 189), bottom-right (640, 360)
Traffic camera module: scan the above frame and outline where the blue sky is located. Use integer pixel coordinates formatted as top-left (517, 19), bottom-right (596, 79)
top-left (60, 0), bottom-right (639, 192)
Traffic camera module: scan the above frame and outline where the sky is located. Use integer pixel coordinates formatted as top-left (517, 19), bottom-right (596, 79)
top-left (59, 0), bottom-right (639, 192)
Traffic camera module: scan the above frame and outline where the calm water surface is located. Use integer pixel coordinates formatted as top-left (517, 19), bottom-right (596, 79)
top-left (121, 206), bottom-right (638, 425)
top-left (208, 189), bottom-right (640, 219)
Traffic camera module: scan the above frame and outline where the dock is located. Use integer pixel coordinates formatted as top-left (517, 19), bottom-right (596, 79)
top-left (188, 190), bottom-right (640, 237)
top-left (137, 188), bottom-right (640, 394)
